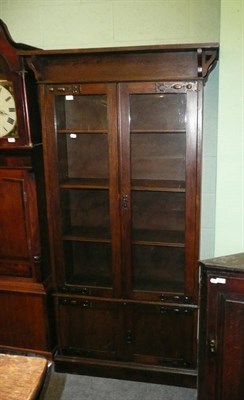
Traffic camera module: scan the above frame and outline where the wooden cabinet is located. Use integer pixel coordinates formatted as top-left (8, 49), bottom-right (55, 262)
top-left (23, 43), bottom-right (218, 386)
top-left (56, 297), bottom-right (123, 362)
top-left (0, 168), bottom-right (41, 279)
top-left (56, 296), bottom-right (197, 365)
top-left (0, 160), bottom-right (55, 356)
top-left (0, 286), bottom-right (53, 352)
top-left (0, 20), bottom-right (55, 357)
top-left (198, 253), bottom-right (244, 400)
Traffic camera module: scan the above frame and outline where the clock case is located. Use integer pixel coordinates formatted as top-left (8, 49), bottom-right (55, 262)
top-left (0, 20), bottom-right (55, 357)
top-left (0, 19), bottom-right (41, 148)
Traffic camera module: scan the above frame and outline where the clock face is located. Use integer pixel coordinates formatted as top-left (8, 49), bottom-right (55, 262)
top-left (0, 82), bottom-right (18, 138)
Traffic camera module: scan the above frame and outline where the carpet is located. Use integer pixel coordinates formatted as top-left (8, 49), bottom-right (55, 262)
top-left (42, 372), bottom-right (197, 400)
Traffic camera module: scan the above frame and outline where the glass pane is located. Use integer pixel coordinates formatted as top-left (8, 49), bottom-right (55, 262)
top-left (55, 95), bottom-right (107, 131)
top-left (132, 245), bottom-right (184, 292)
top-left (64, 242), bottom-right (112, 287)
top-left (131, 133), bottom-right (186, 183)
top-left (132, 191), bottom-right (185, 243)
top-left (57, 133), bottom-right (109, 181)
top-left (129, 92), bottom-right (186, 294)
top-left (130, 94), bottom-right (186, 131)
top-left (61, 189), bottom-right (110, 240)
top-left (54, 91), bottom-right (113, 289)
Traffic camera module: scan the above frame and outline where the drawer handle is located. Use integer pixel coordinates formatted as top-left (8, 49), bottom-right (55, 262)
top-left (125, 330), bottom-right (132, 344)
top-left (160, 306), bottom-right (192, 314)
top-left (172, 83), bottom-right (182, 90)
top-left (60, 299), bottom-right (90, 307)
top-left (81, 300), bottom-right (90, 308)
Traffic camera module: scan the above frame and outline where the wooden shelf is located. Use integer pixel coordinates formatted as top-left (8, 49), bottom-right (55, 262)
top-left (60, 178), bottom-right (109, 189)
top-left (130, 130), bottom-right (186, 134)
top-left (67, 274), bottom-right (112, 288)
top-left (132, 229), bottom-right (185, 247)
top-left (59, 178), bottom-right (185, 192)
top-left (57, 129), bottom-right (108, 134)
top-left (132, 179), bottom-right (185, 192)
top-left (62, 227), bottom-right (184, 247)
top-left (62, 226), bottom-right (111, 243)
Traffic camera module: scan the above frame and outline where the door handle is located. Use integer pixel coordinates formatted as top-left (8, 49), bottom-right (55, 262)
top-left (121, 194), bottom-right (129, 209)
top-left (209, 338), bottom-right (217, 354)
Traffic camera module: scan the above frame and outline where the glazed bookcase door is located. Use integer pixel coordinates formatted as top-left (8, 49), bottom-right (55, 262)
top-left (119, 82), bottom-right (199, 302)
top-left (41, 83), bottom-right (121, 296)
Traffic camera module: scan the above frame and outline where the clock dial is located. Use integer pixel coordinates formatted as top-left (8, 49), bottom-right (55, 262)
top-left (0, 82), bottom-right (17, 138)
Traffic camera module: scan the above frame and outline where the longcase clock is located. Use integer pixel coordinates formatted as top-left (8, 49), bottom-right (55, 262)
top-left (0, 20), bottom-right (55, 358)
top-left (0, 19), bottom-right (41, 147)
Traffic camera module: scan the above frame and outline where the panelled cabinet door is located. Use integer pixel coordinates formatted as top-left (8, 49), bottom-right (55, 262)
top-left (0, 169), bottom-right (41, 280)
top-left (0, 290), bottom-right (52, 351)
top-left (56, 297), bottom-right (124, 361)
top-left (118, 82), bottom-right (200, 302)
top-left (125, 302), bottom-right (197, 369)
top-left (56, 296), bottom-right (198, 370)
top-left (198, 272), bottom-right (244, 400)
top-left (41, 83), bottom-right (121, 296)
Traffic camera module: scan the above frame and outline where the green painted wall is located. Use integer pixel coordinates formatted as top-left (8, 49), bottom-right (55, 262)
top-left (1, 1), bottom-right (220, 49)
top-left (215, 0), bottom-right (244, 255)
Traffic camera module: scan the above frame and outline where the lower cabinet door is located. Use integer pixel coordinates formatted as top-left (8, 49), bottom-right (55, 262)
top-left (56, 297), bottom-right (197, 369)
top-left (0, 288), bottom-right (54, 354)
top-left (198, 272), bottom-right (244, 400)
top-left (56, 297), bottom-right (124, 361)
top-left (0, 169), bottom-right (41, 280)
top-left (126, 302), bottom-right (197, 369)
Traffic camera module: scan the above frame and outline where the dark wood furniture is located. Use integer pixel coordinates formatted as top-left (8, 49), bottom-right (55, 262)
top-left (198, 253), bottom-right (244, 400)
top-left (19, 43), bottom-right (219, 387)
top-left (0, 20), bottom-right (55, 357)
